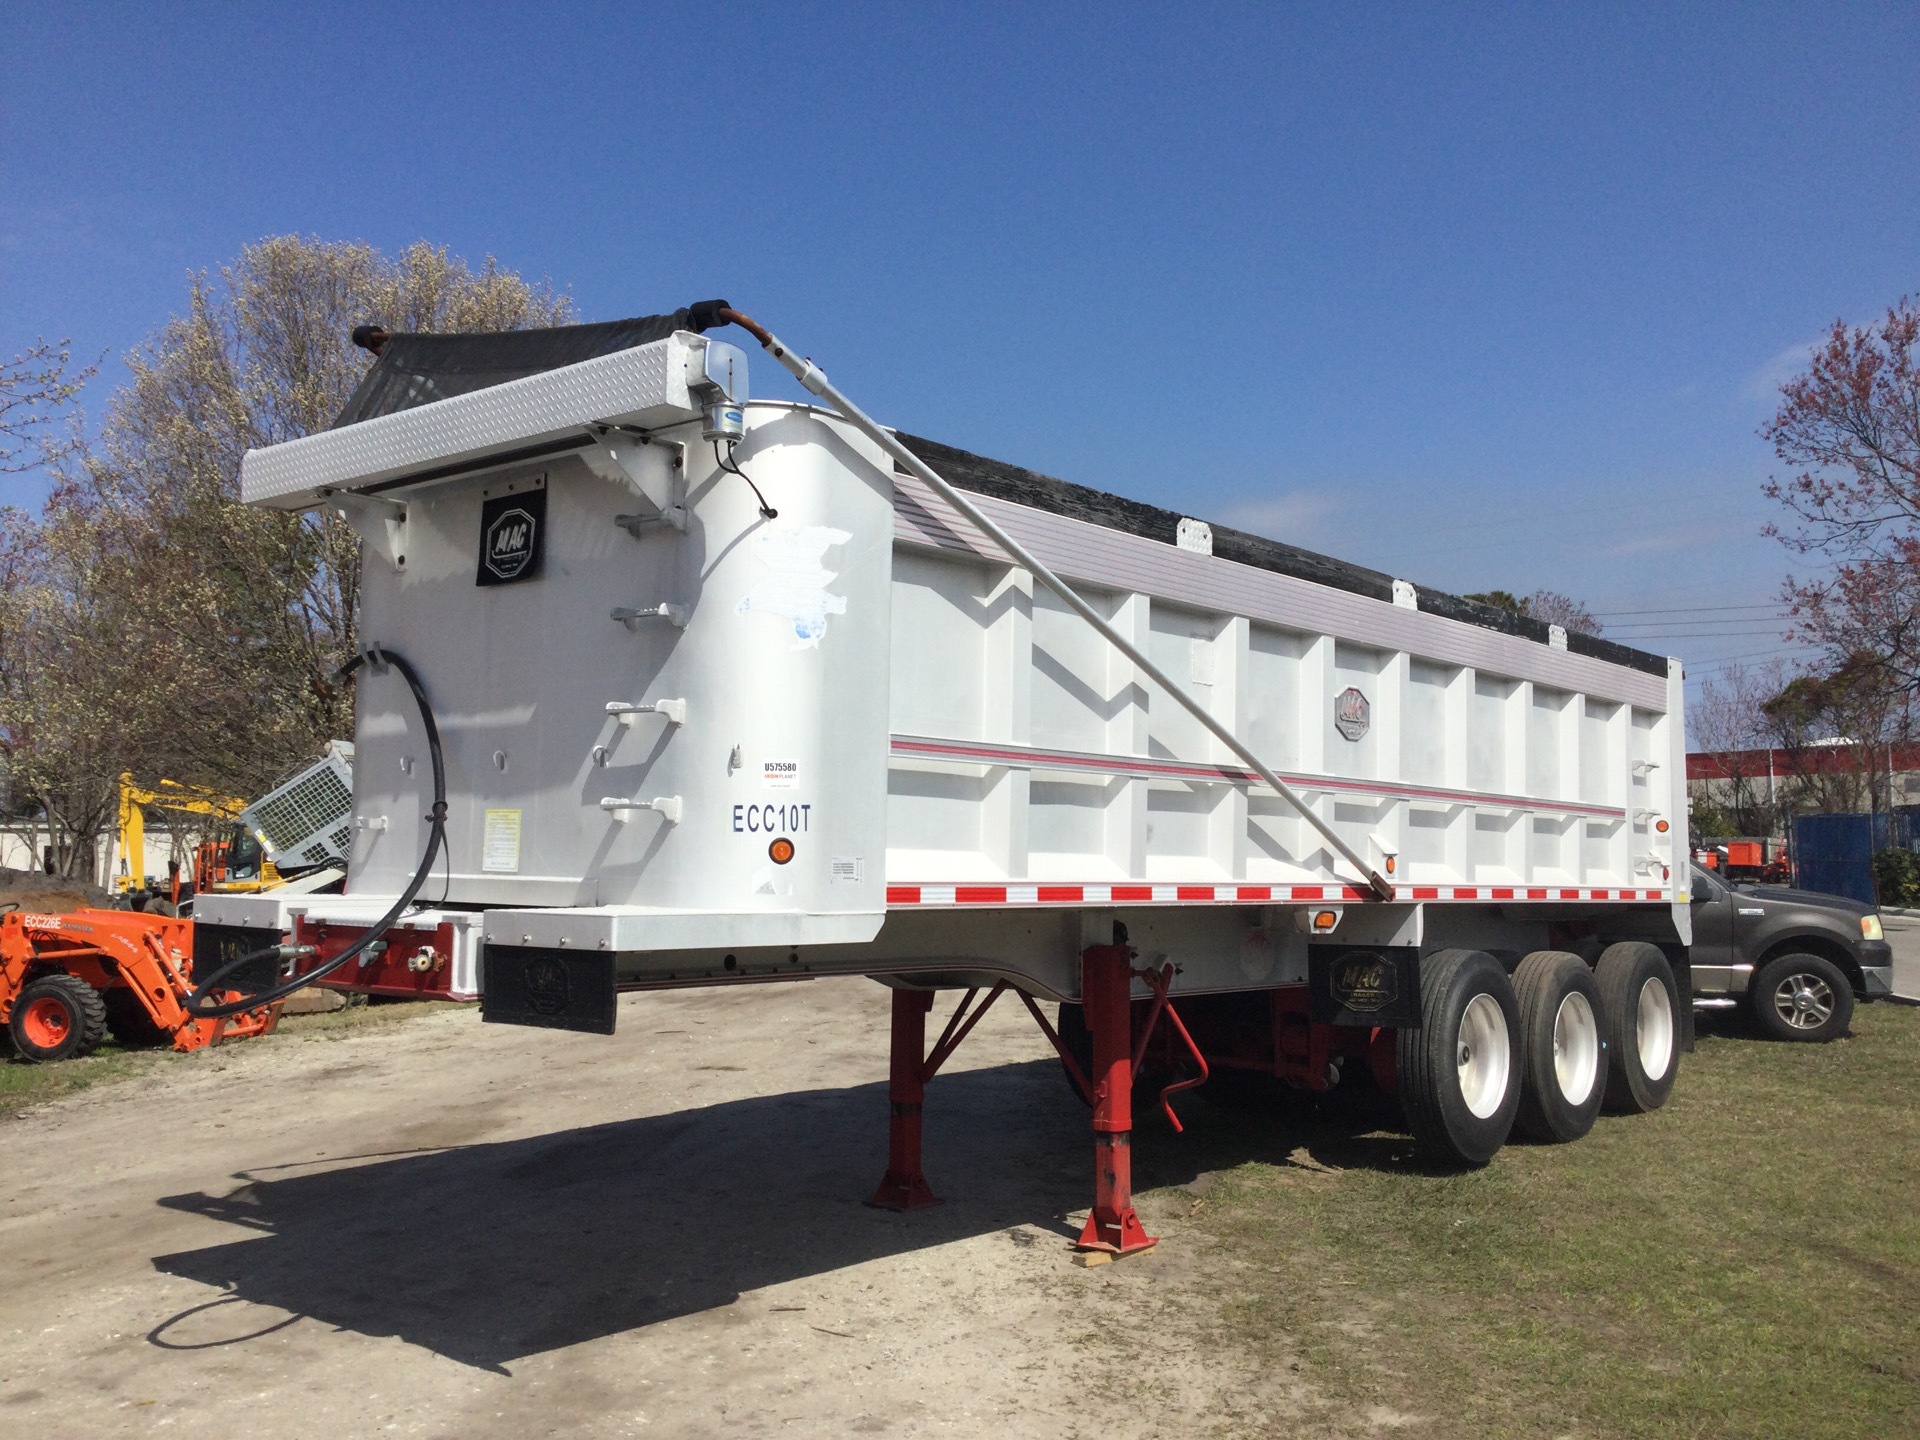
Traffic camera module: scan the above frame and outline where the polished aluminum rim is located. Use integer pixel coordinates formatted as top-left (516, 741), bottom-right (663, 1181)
top-left (1456, 992), bottom-right (1511, 1120)
top-left (1636, 976), bottom-right (1674, 1078)
top-left (1552, 991), bottom-right (1600, 1106)
top-left (1771, 971), bottom-right (1836, 1030)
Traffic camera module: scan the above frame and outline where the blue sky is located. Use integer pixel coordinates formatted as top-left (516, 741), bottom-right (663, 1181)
top-left (4, 3), bottom-right (1916, 698)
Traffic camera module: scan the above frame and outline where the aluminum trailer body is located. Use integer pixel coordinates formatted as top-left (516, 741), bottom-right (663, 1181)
top-left (220, 313), bottom-right (1692, 1248)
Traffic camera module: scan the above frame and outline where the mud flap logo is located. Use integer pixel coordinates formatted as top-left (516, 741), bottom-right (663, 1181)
top-left (1330, 951), bottom-right (1396, 1012)
top-left (523, 956), bottom-right (570, 1015)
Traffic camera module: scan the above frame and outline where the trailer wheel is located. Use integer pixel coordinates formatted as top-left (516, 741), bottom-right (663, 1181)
top-left (1595, 942), bottom-right (1678, 1114)
top-left (1397, 949), bottom-right (1521, 1166)
top-left (103, 988), bottom-right (172, 1049)
top-left (1512, 951), bottom-right (1608, 1143)
top-left (1750, 952), bottom-right (1854, 1043)
top-left (8, 975), bottom-right (108, 1062)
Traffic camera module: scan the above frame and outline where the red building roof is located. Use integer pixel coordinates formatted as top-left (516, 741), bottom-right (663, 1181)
top-left (1687, 743), bottom-right (1920, 782)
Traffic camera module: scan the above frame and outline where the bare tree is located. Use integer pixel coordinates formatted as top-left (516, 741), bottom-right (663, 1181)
top-left (1523, 590), bottom-right (1603, 636)
top-left (1689, 661), bottom-right (1788, 835)
top-left (0, 237), bottom-right (573, 879)
top-left (1462, 588), bottom-right (1605, 635)
top-left (1763, 296), bottom-right (1920, 691)
top-left (0, 501), bottom-right (164, 875)
top-left (1760, 652), bottom-right (1906, 815)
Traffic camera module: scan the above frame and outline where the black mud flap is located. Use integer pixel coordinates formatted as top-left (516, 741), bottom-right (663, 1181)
top-left (481, 947), bottom-right (616, 1035)
top-left (1664, 944), bottom-right (1696, 1052)
top-left (193, 924), bottom-right (285, 997)
top-left (1307, 944), bottom-right (1423, 1028)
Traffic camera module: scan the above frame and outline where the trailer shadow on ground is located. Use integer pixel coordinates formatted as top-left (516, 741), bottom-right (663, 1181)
top-left (147, 1057), bottom-right (1419, 1373)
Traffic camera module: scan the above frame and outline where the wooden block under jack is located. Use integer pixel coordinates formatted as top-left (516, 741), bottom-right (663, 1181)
top-left (1071, 1245), bottom-right (1157, 1267)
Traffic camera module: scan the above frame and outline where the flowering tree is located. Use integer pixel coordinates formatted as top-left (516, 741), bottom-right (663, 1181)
top-left (0, 339), bottom-right (97, 472)
top-left (1764, 296), bottom-right (1920, 693)
top-left (0, 237), bottom-right (571, 878)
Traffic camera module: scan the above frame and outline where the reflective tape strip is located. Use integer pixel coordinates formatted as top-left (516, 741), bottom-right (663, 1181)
top-left (882, 884), bottom-right (1668, 906)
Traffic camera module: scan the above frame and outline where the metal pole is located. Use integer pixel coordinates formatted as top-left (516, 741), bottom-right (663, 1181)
top-left (1079, 942), bottom-right (1155, 1255)
top-left (871, 988), bottom-right (939, 1210)
top-left (719, 310), bottom-right (1392, 901)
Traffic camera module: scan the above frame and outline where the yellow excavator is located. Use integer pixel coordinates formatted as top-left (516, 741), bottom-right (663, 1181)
top-left (113, 744), bottom-right (355, 910)
top-left (115, 776), bottom-right (252, 902)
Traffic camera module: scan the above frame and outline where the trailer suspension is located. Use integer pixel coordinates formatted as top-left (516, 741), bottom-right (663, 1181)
top-left (1131, 962), bottom-right (1210, 1134)
top-left (870, 954), bottom-right (1210, 1257)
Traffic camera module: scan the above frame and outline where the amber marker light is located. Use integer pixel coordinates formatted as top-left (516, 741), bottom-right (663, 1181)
top-left (1655, 819), bottom-right (1671, 833)
top-left (1313, 910), bottom-right (1338, 931)
top-left (768, 837), bottom-right (795, 865)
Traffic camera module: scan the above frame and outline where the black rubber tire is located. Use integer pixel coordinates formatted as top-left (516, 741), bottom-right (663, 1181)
top-left (8, 974), bottom-right (108, 1062)
top-left (1595, 942), bottom-right (1679, 1114)
top-left (1056, 1002), bottom-right (1094, 1106)
top-left (1749, 952), bottom-right (1854, 1043)
top-left (1397, 949), bottom-right (1521, 1166)
top-left (103, 987), bottom-right (173, 1048)
top-left (1512, 951), bottom-right (1609, 1143)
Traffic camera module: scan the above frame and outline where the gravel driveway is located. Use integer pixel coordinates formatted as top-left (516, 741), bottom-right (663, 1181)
top-left (0, 978), bottom-right (1288, 1438)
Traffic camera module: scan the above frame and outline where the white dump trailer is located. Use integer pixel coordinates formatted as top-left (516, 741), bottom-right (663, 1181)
top-left (202, 303), bottom-right (1691, 1253)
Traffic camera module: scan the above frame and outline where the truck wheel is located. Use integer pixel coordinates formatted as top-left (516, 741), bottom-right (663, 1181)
top-left (1595, 943), bottom-right (1678, 1114)
top-left (1750, 953), bottom-right (1854, 1043)
top-left (8, 975), bottom-right (108, 1062)
top-left (1397, 949), bottom-right (1521, 1166)
top-left (104, 988), bottom-right (172, 1048)
top-left (1512, 951), bottom-right (1608, 1143)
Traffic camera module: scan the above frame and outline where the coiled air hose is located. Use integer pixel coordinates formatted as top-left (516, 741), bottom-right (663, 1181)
top-left (183, 645), bottom-right (448, 1019)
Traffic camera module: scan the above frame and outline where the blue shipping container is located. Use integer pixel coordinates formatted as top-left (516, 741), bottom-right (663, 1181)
top-left (1790, 812), bottom-right (1880, 906)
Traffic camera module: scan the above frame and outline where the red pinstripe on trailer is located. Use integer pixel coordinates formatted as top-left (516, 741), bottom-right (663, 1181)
top-left (889, 734), bottom-right (1630, 820)
top-left (883, 883), bottom-right (1669, 907)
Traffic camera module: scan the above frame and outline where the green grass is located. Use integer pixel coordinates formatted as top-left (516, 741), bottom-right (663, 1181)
top-left (0, 997), bottom-right (461, 1121)
top-left (1180, 1005), bottom-right (1920, 1438)
top-left (0, 1038), bottom-right (163, 1118)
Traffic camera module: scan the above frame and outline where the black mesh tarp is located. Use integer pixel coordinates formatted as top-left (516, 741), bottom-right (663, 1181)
top-left (332, 308), bottom-right (714, 429)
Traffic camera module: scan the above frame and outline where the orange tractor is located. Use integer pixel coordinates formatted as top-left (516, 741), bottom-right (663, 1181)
top-left (0, 907), bottom-right (285, 1063)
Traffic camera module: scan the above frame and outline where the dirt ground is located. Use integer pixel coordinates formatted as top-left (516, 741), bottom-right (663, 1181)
top-left (0, 977), bottom-right (1306, 1439)
top-left (0, 865), bottom-right (113, 914)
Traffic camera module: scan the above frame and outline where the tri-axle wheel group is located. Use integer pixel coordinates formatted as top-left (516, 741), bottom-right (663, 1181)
top-left (1400, 942), bottom-right (1679, 1165)
top-left (874, 940), bottom-right (1684, 1264)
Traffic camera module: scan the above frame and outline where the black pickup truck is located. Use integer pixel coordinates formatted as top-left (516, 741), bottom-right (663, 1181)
top-left (1687, 863), bottom-right (1895, 1041)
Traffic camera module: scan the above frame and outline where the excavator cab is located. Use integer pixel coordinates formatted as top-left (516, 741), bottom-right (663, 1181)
top-left (194, 824), bottom-right (273, 892)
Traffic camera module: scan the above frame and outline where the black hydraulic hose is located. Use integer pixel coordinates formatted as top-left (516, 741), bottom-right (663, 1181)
top-left (183, 645), bottom-right (449, 1019)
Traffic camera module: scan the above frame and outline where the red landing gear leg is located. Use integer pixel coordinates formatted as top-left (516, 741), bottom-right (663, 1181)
top-left (1077, 943), bottom-right (1157, 1256)
top-left (871, 988), bottom-right (941, 1210)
